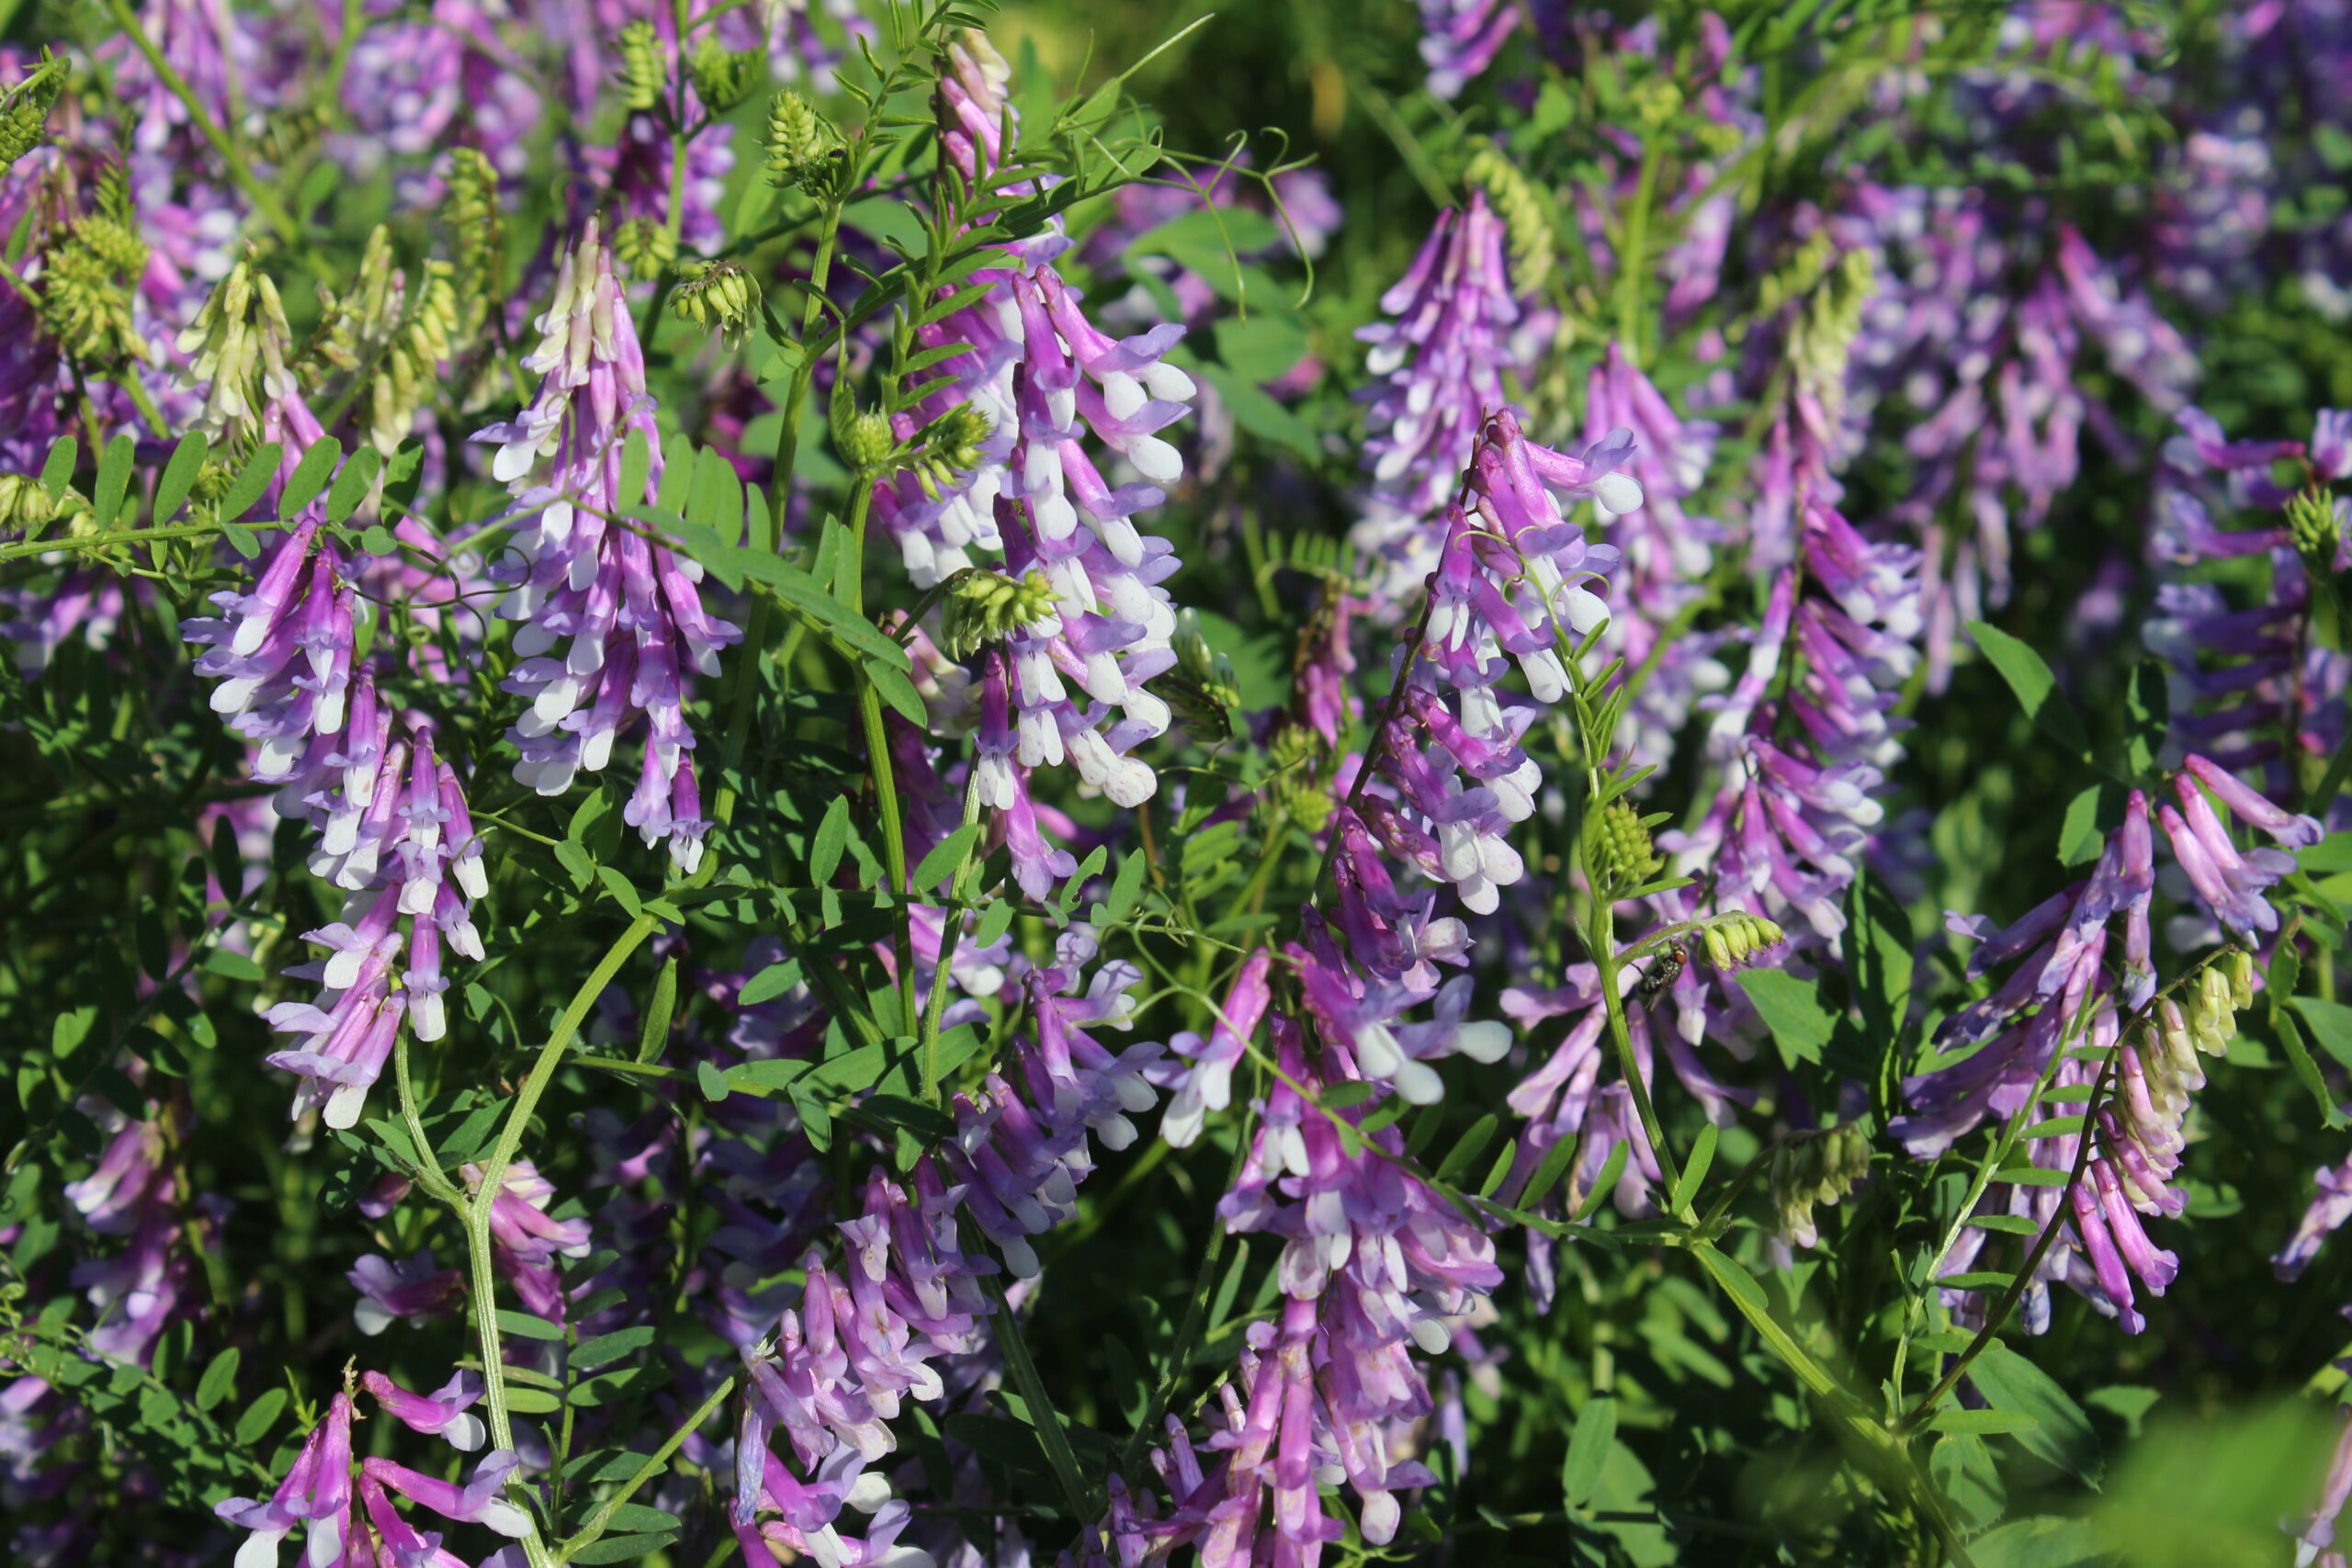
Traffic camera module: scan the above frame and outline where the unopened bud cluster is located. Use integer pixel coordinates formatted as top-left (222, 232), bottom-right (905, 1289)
top-left (40, 164), bottom-right (151, 366)
top-left (1772, 1124), bottom-right (1871, 1250)
top-left (616, 19), bottom-right (667, 112)
top-left (175, 251), bottom-right (299, 443)
top-left (1589, 798), bottom-right (1664, 895)
top-left (0, 471), bottom-right (79, 538)
top-left (1465, 145), bottom-right (1554, 293)
top-left (2159, 947), bottom-right (2256, 1061)
top-left (941, 568), bottom-right (1059, 660)
top-left (311, 227), bottom-right (459, 457)
top-left (907, 403), bottom-right (993, 500)
top-left (686, 34), bottom-right (762, 113)
top-left (672, 260), bottom-right (760, 348)
top-left (1, 49), bottom-right (62, 167)
top-left (612, 217), bottom-right (677, 277)
top-left (444, 148), bottom-right (504, 343)
top-left (1702, 911), bottom-right (1785, 971)
top-left (2288, 487), bottom-right (2346, 580)
top-left (1170, 609), bottom-right (1242, 743)
top-left (766, 90), bottom-right (849, 200)
top-left (1266, 724), bottom-right (1333, 829)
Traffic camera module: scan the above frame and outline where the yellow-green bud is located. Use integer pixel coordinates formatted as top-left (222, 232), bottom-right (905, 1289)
top-left (686, 33), bottom-right (762, 114)
top-left (0, 471), bottom-right (64, 536)
top-left (842, 409), bottom-right (897, 472)
top-left (766, 90), bottom-right (846, 197)
top-left (445, 147), bottom-right (504, 341)
top-left (1464, 144), bottom-right (1554, 295)
top-left (1771, 1123), bottom-right (1870, 1250)
top-left (612, 217), bottom-right (677, 277)
top-left (672, 260), bottom-right (761, 348)
top-left (1265, 724), bottom-right (1333, 830)
top-left (616, 19), bottom-right (667, 112)
top-left (941, 567), bottom-right (1060, 660)
top-left (1169, 608), bottom-right (1242, 743)
top-left (1630, 76), bottom-right (1683, 130)
top-left (1589, 799), bottom-right (1663, 894)
top-left (0, 52), bottom-right (61, 168)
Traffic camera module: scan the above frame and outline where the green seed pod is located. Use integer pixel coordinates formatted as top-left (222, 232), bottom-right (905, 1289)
top-left (616, 19), bottom-right (667, 113)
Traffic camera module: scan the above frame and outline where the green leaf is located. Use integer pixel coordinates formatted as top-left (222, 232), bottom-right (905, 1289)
top-left (1736, 969), bottom-right (1837, 1068)
top-left (1930, 1406), bottom-right (2040, 1436)
top-left (1573, 1138), bottom-right (1630, 1222)
top-left (503, 1385), bottom-right (564, 1415)
top-left (1123, 207), bottom-right (1281, 292)
top-left (913, 823), bottom-right (981, 895)
top-left (37, 434), bottom-right (77, 496)
top-left (234, 1386), bottom-right (288, 1444)
top-left (1521, 1135), bottom-right (1578, 1211)
top-left (2056, 784), bottom-right (2113, 866)
top-left (1561, 1394), bottom-right (1617, 1508)
top-left (281, 436), bottom-right (345, 520)
top-left (2290, 996), bottom-right (2352, 1068)
top-left (495, 1307), bottom-right (566, 1342)
top-left (595, 865), bottom-right (644, 918)
top-left (618, 430), bottom-right (652, 511)
top-left (218, 442), bottom-right (280, 523)
top-left (1432, 1113), bottom-right (1498, 1186)
top-left (1970, 1517), bottom-right (2105, 1568)
top-left (154, 432), bottom-right (209, 523)
top-left (1669, 1122), bottom-right (1719, 1213)
top-left (740, 959), bottom-right (804, 1007)
top-left (1967, 1346), bottom-right (2102, 1486)
top-left (194, 1348), bottom-right (240, 1411)
top-left (324, 446), bottom-right (383, 525)
top-left (975, 898), bottom-right (1016, 947)
top-left (810, 797), bottom-right (852, 884)
top-left (865, 658), bottom-right (928, 726)
top-left (572, 1326), bottom-right (656, 1372)
top-left (1966, 619), bottom-right (2092, 762)
top-left (92, 432), bottom-right (135, 529)
top-left (1101, 852), bottom-right (1148, 924)
top-left (696, 1060), bottom-right (731, 1103)
top-left (569, 1535), bottom-right (677, 1564)
top-left (635, 958), bottom-right (678, 1064)
top-left (602, 1504), bottom-right (682, 1534)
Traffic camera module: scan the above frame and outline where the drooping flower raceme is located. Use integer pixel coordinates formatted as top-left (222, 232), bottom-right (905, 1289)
top-left (475, 217), bottom-right (740, 872)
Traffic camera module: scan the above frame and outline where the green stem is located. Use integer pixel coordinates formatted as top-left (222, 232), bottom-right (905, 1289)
top-left (843, 477), bottom-right (918, 1030)
top-left (560, 1373), bottom-right (738, 1563)
top-left (103, 0), bottom-right (304, 250)
top-left (457, 914), bottom-right (657, 1567)
top-left (1614, 140), bottom-right (1664, 365)
top-left (919, 775), bottom-right (985, 1103)
top-left (0, 516), bottom-right (300, 562)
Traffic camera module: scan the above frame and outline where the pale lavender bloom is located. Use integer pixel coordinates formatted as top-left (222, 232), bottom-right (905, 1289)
top-left (1292, 943), bottom-right (1509, 1107)
top-left (466, 1158), bottom-right (592, 1320)
top-left (1159, 949), bottom-right (1272, 1147)
top-left (347, 1248), bottom-right (464, 1336)
top-left (361, 1371), bottom-right (487, 1451)
top-left (63, 1110), bottom-right (193, 1364)
top-left (105, 0), bottom-right (259, 156)
top-left (1351, 195), bottom-right (1521, 599)
top-left (2155, 752), bottom-right (2324, 935)
top-left (2278, 1155), bottom-right (2352, 1282)
top-left (2299, 1404), bottom-right (2352, 1568)
top-left (1418, 0), bottom-right (1519, 97)
top-left (476, 220), bottom-right (738, 869)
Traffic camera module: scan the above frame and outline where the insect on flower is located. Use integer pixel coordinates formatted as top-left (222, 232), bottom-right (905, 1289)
top-left (1634, 945), bottom-right (1687, 1008)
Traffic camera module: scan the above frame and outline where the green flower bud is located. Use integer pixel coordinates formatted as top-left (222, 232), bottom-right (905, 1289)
top-left (672, 260), bottom-right (761, 348)
top-left (616, 19), bottom-right (667, 112)
top-left (1630, 76), bottom-right (1683, 130)
top-left (1771, 1123), bottom-right (1870, 1250)
top-left (1167, 609), bottom-right (1242, 743)
top-left (0, 471), bottom-right (65, 537)
top-left (842, 409), bottom-right (897, 472)
top-left (1703, 926), bottom-right (1733, 971)
top-left (612, 216), bottom-right (678, 277)
top-left (2226, 947), bottom-right (2256, 1010)
top-left (1266, 724), bottom-right (1334, 830)
top-left (910, 402), bottom-right (994, 498)
top-left (1589, 798), bottom-right (1663, 895)
top-left (686, 33), bottom-right (763, 114)
top-left (940, 567), bottom-right (1061, 660)
top-left (766, 90), bottom-right (847, 198)
top-left (445, 147), bottom-right (505, 342)
top-left (1464, 144), bottom-right (1555, 295)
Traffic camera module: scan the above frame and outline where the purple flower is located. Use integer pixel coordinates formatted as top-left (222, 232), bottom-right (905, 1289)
top-left (347, 1249), bottom-right (464, 1336)
top-left (2277, 1154), bottom-right (2352, 1282)
top-left (363, 1450), bottom-right (533, 1540)
top-left (2154, 752), bottom-right (2323, 935)
top-left (1351, 195), bottom-right (1521, 589)
top-left (361, 1371), bottom-right (486, 1451)
top-left (1417, 0), bottom-right (1519, 98)
top-left (466, 1159), bottom-right (592, 1320)
top-left (215, 1391), bottom-right (354, 1568)
top-left (1159, 949), bottom-right (1272, 1146)
top-left (475, 219), bottom-right (740, 871)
